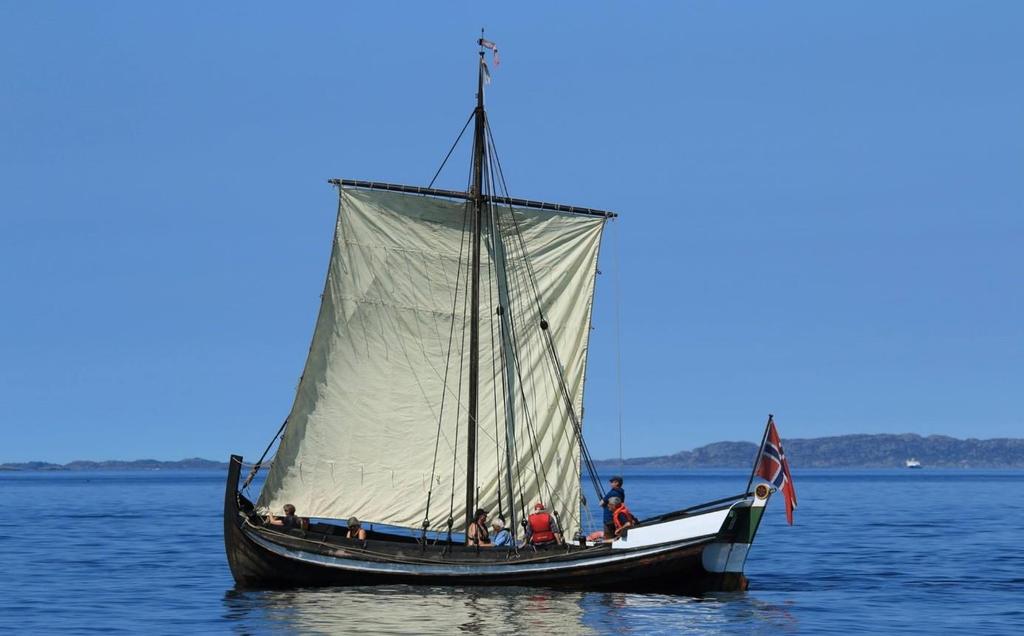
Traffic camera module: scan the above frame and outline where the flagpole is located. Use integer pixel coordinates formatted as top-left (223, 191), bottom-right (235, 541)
top-left (744, 414), bottom-right (774, 494)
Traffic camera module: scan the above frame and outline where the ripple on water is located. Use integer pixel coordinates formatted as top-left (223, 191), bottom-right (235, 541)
top-left (2, 469), bottom-right (1022, 634)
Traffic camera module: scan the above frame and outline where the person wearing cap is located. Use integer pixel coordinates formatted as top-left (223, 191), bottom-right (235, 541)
top-left (491, 517), bottom-right (515, 548)
top-left (525, 502), bottom-right (563, 546)
top-left (466, 508), bottom-right (492, 546)
top-left (346, 516), bottom-right (367, 540)
top-left (600, 476), bottom-right (626, 539)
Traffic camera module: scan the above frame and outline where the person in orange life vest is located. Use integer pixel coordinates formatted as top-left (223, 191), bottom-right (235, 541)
top-left (525, 502), bottom-right (563, 546)
top-left (599, 475), bottom-right (625, 539)
top-left (608, 497), bottom-right (636, 538)
top-left (466, 508), bottom-right (492, 546)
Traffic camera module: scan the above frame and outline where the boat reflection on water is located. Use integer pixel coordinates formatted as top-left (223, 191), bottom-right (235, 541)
top-left (223, 585), bottom-right (585, 635)
top-left (222, 585), bottom-right (797, 635)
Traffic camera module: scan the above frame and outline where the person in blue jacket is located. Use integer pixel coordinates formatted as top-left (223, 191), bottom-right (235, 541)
top-left (490, 518), bottom-right (516, 548)
top-left (600, 476), bottom-right (625, 539)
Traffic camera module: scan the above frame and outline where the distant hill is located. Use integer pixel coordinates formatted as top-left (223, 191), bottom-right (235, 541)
top-left (594, 434), bottom-right (1024, 469)
top-left (0, 458), bottom-right (228, 472)
top-left (4, 435), bottom-right (1023, 471)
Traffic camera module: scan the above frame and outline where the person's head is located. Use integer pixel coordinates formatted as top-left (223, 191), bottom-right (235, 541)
top-left (607, 496), bottom-right (622, 510)
top-left (283, 504), bottom-right (296, 516)
top-left (491, 517), bottom-right (505, 531)
top-left (533, 502), bottom-right (546, 512)
top-left (609, 475), bottom-right (623, 488)
top-left (474, 508), bottom-right (488, 523)
top-left (347, 516), bottom-right (361, 529)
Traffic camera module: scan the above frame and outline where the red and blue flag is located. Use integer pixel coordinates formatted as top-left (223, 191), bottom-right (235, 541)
top-left (755, 416), bottom-right (798, 525)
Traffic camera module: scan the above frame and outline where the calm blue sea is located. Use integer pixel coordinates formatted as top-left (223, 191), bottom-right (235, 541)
top-left (1, 468), bottom-right (1021, 634)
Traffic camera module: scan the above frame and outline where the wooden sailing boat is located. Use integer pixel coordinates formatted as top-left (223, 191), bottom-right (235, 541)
top-left (224, 38), bottom-right (777, 593)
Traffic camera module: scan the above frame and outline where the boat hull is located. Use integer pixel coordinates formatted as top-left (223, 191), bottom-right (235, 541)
top-left (225, 456), bottom-right (763, 594)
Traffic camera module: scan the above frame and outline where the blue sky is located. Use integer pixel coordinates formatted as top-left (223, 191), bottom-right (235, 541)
top-left (1, 2), bottom-right (1021, 463)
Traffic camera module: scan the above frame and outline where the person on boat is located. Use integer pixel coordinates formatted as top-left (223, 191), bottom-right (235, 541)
top-left (490, 517), bottom-right (516, 548)
top-left (346, 516), bottom-right (367, 540)
top-left (525, 502), bottom-right (563, 547)
top-left (599, 475), bottom-right (625, 539)
top-left (608, 497), bottom-right (637, 539)
top-left (265, 504), bottom-right (304, 531)
top-left (466, 508), bottom-right (492, 546)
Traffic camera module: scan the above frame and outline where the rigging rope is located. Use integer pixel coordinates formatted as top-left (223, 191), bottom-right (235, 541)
top-left (417, 110), bottom-right (608, 540)
top-left (486, 161), bottom-right (585, 523)
top-left (428, 111), bottom-right (476, 189)
top-left (481, 154), bottom-right (552, 481)
top-left (612, 219), bottom-right (625, 470)
top-left (484, 120), bottom-right (606, 505)
top-left (482, 151), bottom-right (539, 533)
top-left (447, 200), bottom-right (474, 538)
top-left (489, 202), bottom-right (559, 518)
top-left (487, 153), bottom-right (585, 532)
top-left (486, 237), bottom-right (505, 521)
top-left (421, 197), bottom-right (471, 541)
top-left (242, 417), bottom-right (289, 490)
top-left (489, 214), bottom-right (530, 530)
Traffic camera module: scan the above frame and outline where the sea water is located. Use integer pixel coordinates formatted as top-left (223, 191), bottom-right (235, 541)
top-left (1, 469), bottom-right (1021, 634)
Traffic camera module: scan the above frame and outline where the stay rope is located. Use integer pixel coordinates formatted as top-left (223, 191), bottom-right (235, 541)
top-left (421, 194), bottom-right (472, 542)
top-left (484, 120), bottom-right (606, 506)
top-left (482, 157), bottom-right (555, 522)
top-left (486, 239), bottom-right (505, 521)
top-left (612, 219), bottom-right (625, 470)
top-left (446, 200), bottom-right (474, 546)
top-left (428, 111), bottom-right (475, 189)
top-left (241, 417), bottom-right (289, 491)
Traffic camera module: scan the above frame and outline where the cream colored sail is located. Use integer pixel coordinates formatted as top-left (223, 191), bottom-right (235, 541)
top-left (258, 187), bottom-right (605, 537)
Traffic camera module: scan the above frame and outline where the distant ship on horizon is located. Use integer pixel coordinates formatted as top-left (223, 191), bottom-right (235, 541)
top-left (905, 458), bottom-right (922, 469)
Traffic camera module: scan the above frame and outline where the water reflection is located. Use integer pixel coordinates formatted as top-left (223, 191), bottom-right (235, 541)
top-left (224, 585), bottom-right (589, 635)
top-left (223, 585), bottom-right (798, 635)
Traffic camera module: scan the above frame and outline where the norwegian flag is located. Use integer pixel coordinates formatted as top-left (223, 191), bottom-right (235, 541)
top-left (755, 415), bottom-right (798, 525)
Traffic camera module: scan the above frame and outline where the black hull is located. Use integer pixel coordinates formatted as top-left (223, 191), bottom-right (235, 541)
top-left (224, 456), bottom-right (751, 594)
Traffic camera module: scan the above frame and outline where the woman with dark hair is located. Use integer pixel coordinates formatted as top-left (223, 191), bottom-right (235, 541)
top-left (466, 508), bottom-right (491, 546)
top-left (346, 516), bottom-right (367, 540)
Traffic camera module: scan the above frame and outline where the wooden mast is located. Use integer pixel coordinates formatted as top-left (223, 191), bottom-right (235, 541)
top-left (465, 38), bottom-right (486, 531)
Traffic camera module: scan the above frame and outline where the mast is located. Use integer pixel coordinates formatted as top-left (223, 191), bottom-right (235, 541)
top-left (465, 39), bottom-right (486, 530)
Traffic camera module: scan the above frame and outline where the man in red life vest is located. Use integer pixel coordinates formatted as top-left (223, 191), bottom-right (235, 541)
top-left (608, 496), bottom-right (636, 539)
top-left (525, 502), bottom-right (563, 546)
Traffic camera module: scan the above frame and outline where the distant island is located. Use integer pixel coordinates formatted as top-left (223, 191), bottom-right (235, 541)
top-left (595, 433), bottom-right (1024, 469)
top-left (0, 458), bottom-right (228, 472)
top-left (3, 434), bottom-right (1023, 471)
